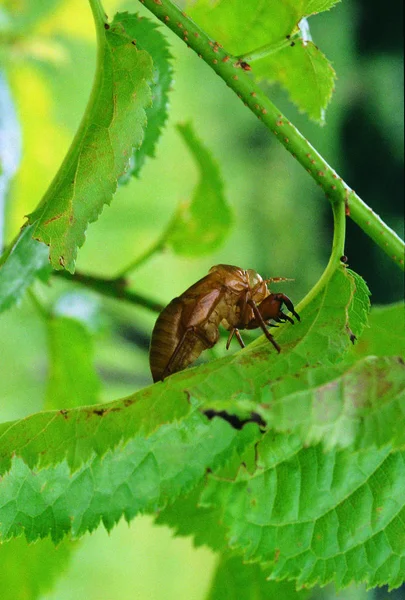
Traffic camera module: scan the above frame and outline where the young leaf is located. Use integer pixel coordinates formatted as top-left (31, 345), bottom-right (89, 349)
top-left (201, 434), bottom-right (405, 590)
top-left (0, 414), bottom-right (257, 544)
top-left (207, 554), bottom-right (310, 600)
top-left (115, 13), bottom-right (173, 179)
top-left (166, 122), bottom-right (232, 255)
top-left (26, 13), bottom-right (154, 272)
top-left (253, 41), bottom-right (335, 123)
top-left (187, 0), bottom-right (339, 122)
top-left (45, 315), bottom-right (101, 410)
top-left (0, 224), bottom-right (50, 314)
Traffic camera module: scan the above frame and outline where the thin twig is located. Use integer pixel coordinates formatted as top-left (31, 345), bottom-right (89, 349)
top-left (53, 270), bottom-right (164, 313)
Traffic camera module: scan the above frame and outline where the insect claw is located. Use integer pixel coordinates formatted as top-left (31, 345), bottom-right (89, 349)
top-left (280, 312), bottom-right (294, 325)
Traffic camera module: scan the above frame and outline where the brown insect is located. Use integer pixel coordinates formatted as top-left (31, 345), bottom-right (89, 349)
top-left (149, 264), bottom-right (300, 382)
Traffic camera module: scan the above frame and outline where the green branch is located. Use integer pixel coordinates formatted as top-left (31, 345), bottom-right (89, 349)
top-left (137, 0), bottom-right (404, 271)
top-left (53, 270), bottom-right (164, 313)
top-left (88, 0), bottom-right (107, 31)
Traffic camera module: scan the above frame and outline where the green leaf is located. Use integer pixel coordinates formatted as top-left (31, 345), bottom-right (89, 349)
top-left (255, 356), bottom-right (405, 451)
top-left (346, 268), bottom-right (371, 341)
top-left (201, 434), bottom-right (405, 590)
top-left (159, 434), bottom-right (405, 590)
top-left (0, 413), bottom-right (257, 543)
top-left (165, 122), bottom-right (232, 255)
top-left (195, 271), bottom-right (401, 454)
top-left (187, 0), bottom-right (339, 121)
top-left (115, 13), bottom-right (173, 179)
top-left (26, 13), bottom-right (154, 271)
top-left (155, 427), bottom-right (260, 550)
top-left (207, 554), bottom-right (310, 600)
top-left (0, 223), bottom-right (50, 314)
top-left (0, 377), bottom-right (190, 476)
top-left (45, 315), bottom-right (101, 410)
top-left (351, 302), bottom-right (405, 359)
top-left (253, 41), bottom-right (335, 123)
top-left (0, 536), bottom-right (75, 600)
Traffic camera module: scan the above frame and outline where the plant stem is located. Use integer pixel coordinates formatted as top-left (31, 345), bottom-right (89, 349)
top-left (53, 270), bottom-right (164, 313)
top-left (137, 0), bottom-right (404, 271)
top-left (88, 0), bottom-right (107, 31)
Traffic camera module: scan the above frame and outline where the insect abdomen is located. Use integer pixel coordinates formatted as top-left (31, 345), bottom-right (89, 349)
top-left (149, 298), bottom-right (184, 382)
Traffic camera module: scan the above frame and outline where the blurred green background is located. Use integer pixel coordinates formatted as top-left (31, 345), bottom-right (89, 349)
top-left (0, 0), bottom-right (403, 598)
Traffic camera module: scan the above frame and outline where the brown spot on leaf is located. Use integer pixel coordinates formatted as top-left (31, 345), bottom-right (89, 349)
top-left (93, 408), bottom-right (107, 416)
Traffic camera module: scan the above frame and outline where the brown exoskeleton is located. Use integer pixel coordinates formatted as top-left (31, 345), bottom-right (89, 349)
top-left (149, 264), bottom-right (300, 382)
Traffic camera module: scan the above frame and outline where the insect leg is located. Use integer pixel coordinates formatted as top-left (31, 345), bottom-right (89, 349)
top-left (247, 299), bottom-right (281, 353)
top-left (226, 329), bottom-right (235, 350)
top-left (234, 329), bottom-right (246, 348)
top-left (226, 328), bottom-right (245, 350)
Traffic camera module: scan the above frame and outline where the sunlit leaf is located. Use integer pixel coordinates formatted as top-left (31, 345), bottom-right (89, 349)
top-left (26, 13), bottom-right (154, 271)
